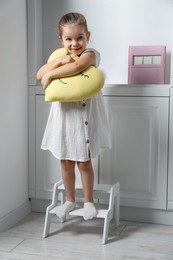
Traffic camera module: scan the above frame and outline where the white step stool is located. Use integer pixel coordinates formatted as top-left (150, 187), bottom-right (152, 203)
top-left (43, 180), bottom-right (120, 244)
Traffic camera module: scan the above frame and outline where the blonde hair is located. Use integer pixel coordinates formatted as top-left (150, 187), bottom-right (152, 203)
top-left (58, 12), bottom-right (89, 38)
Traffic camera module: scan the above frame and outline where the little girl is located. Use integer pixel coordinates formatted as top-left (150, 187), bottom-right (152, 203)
top-left (37, 12), bottom-right (111, 220)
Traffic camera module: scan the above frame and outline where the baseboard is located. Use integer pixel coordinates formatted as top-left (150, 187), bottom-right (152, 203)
top-left (121, 206), bottom-right (173, 225)
top-left (0, 201), bottom-right (31, 232)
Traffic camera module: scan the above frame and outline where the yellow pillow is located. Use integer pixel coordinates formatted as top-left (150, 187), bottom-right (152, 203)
top-left (45, 48), bottom-right (105, 102)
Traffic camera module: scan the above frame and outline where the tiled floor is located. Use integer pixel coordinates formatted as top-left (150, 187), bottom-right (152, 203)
top-left (0, 212), bottom-right (173, 259)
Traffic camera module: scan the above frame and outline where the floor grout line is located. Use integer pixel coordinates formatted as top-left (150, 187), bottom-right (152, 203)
top-left (118, 224), bottom-right (127, 236)
top-left (9, 239), bottom-right (26, 253)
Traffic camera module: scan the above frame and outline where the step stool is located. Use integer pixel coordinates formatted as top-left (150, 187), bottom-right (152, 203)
top-left (43, 180), bottom-right (120, 244)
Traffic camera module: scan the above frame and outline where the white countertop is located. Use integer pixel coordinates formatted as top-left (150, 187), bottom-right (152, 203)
top-left (30, 84), bottom-right (172, 97)
top-left (102, 84), bottom-right (171, 97)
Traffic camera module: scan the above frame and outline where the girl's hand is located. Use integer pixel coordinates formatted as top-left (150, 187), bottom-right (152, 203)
top-left (60, 54), bottom-right (74, 65)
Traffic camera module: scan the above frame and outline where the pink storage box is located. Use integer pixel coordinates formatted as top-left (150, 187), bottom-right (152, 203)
top-left (128, 45), bottom-right (166, 84)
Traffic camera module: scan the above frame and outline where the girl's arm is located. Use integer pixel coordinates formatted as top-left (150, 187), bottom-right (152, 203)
top-left (36, 53), bottom-right (73, 80)
top-left (41, 51), bottom-right (96, 89)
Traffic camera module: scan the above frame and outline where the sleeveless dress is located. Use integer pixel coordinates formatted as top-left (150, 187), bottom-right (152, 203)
top-left (41, 48), bottom-right (111, 161)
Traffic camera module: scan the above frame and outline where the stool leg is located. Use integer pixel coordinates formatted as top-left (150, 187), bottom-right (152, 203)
top-left (43, 207), bottom-right (52, 238)
top-left (43, 180), bottom-right (63, 238)
top-left (102, 214), bottom-right (110, 245)
top-left (114, 186), bottom-right (120, 228)
top-left (115, 197), bottom-right (119, 227)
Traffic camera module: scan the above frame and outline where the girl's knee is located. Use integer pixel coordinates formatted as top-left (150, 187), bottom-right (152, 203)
top-left (61, 160), bottom-right (75, 171)
top-left (77, 160), bottom-right (92, 172)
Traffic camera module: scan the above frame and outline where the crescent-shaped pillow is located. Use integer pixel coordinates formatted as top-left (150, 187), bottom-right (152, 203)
top-left (45, 48), bottom-right (105, 102)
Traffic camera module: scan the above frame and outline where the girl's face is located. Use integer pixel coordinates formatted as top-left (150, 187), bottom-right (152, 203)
top-left (61, 24), bottom-right (90, 56)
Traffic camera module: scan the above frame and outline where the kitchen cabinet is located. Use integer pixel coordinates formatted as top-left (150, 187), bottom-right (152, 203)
top-left (29, 86), bottom-right (170, 211)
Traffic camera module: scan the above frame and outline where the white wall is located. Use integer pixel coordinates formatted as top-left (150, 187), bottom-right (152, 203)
top-left (0, 0), bottom-right (29, 230)
top-left (42, 0), bottom-right (173, 84)
top-left (171, 5), bottom-right (173, 85)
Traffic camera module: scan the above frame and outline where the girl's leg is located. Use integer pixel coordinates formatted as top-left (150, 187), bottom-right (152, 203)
top-left (61, 160), bottom-right (76, 202)
top-left (77, 159), bottom-right (97, 220)
top-left (55, 160), bottom-right (76, 218)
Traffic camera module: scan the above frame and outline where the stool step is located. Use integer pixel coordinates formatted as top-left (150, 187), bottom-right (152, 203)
top-left (50, 206), bottom-right (109, 219)
top-left (69, 208), bottom-right (109, 219)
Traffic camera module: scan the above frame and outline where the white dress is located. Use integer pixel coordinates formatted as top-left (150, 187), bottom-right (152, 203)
top-left (41, 49), bottom-right (112, 161)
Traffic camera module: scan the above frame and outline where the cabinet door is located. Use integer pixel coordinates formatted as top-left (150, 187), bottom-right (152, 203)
top-left (100, 96), bottom-right (168, 209)
top-left (35, 95), bottom-right (98, 200)
top-left (36, 95), bottom-right (61, 199)
top-left (168, 97), bottom-right (173, 209)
